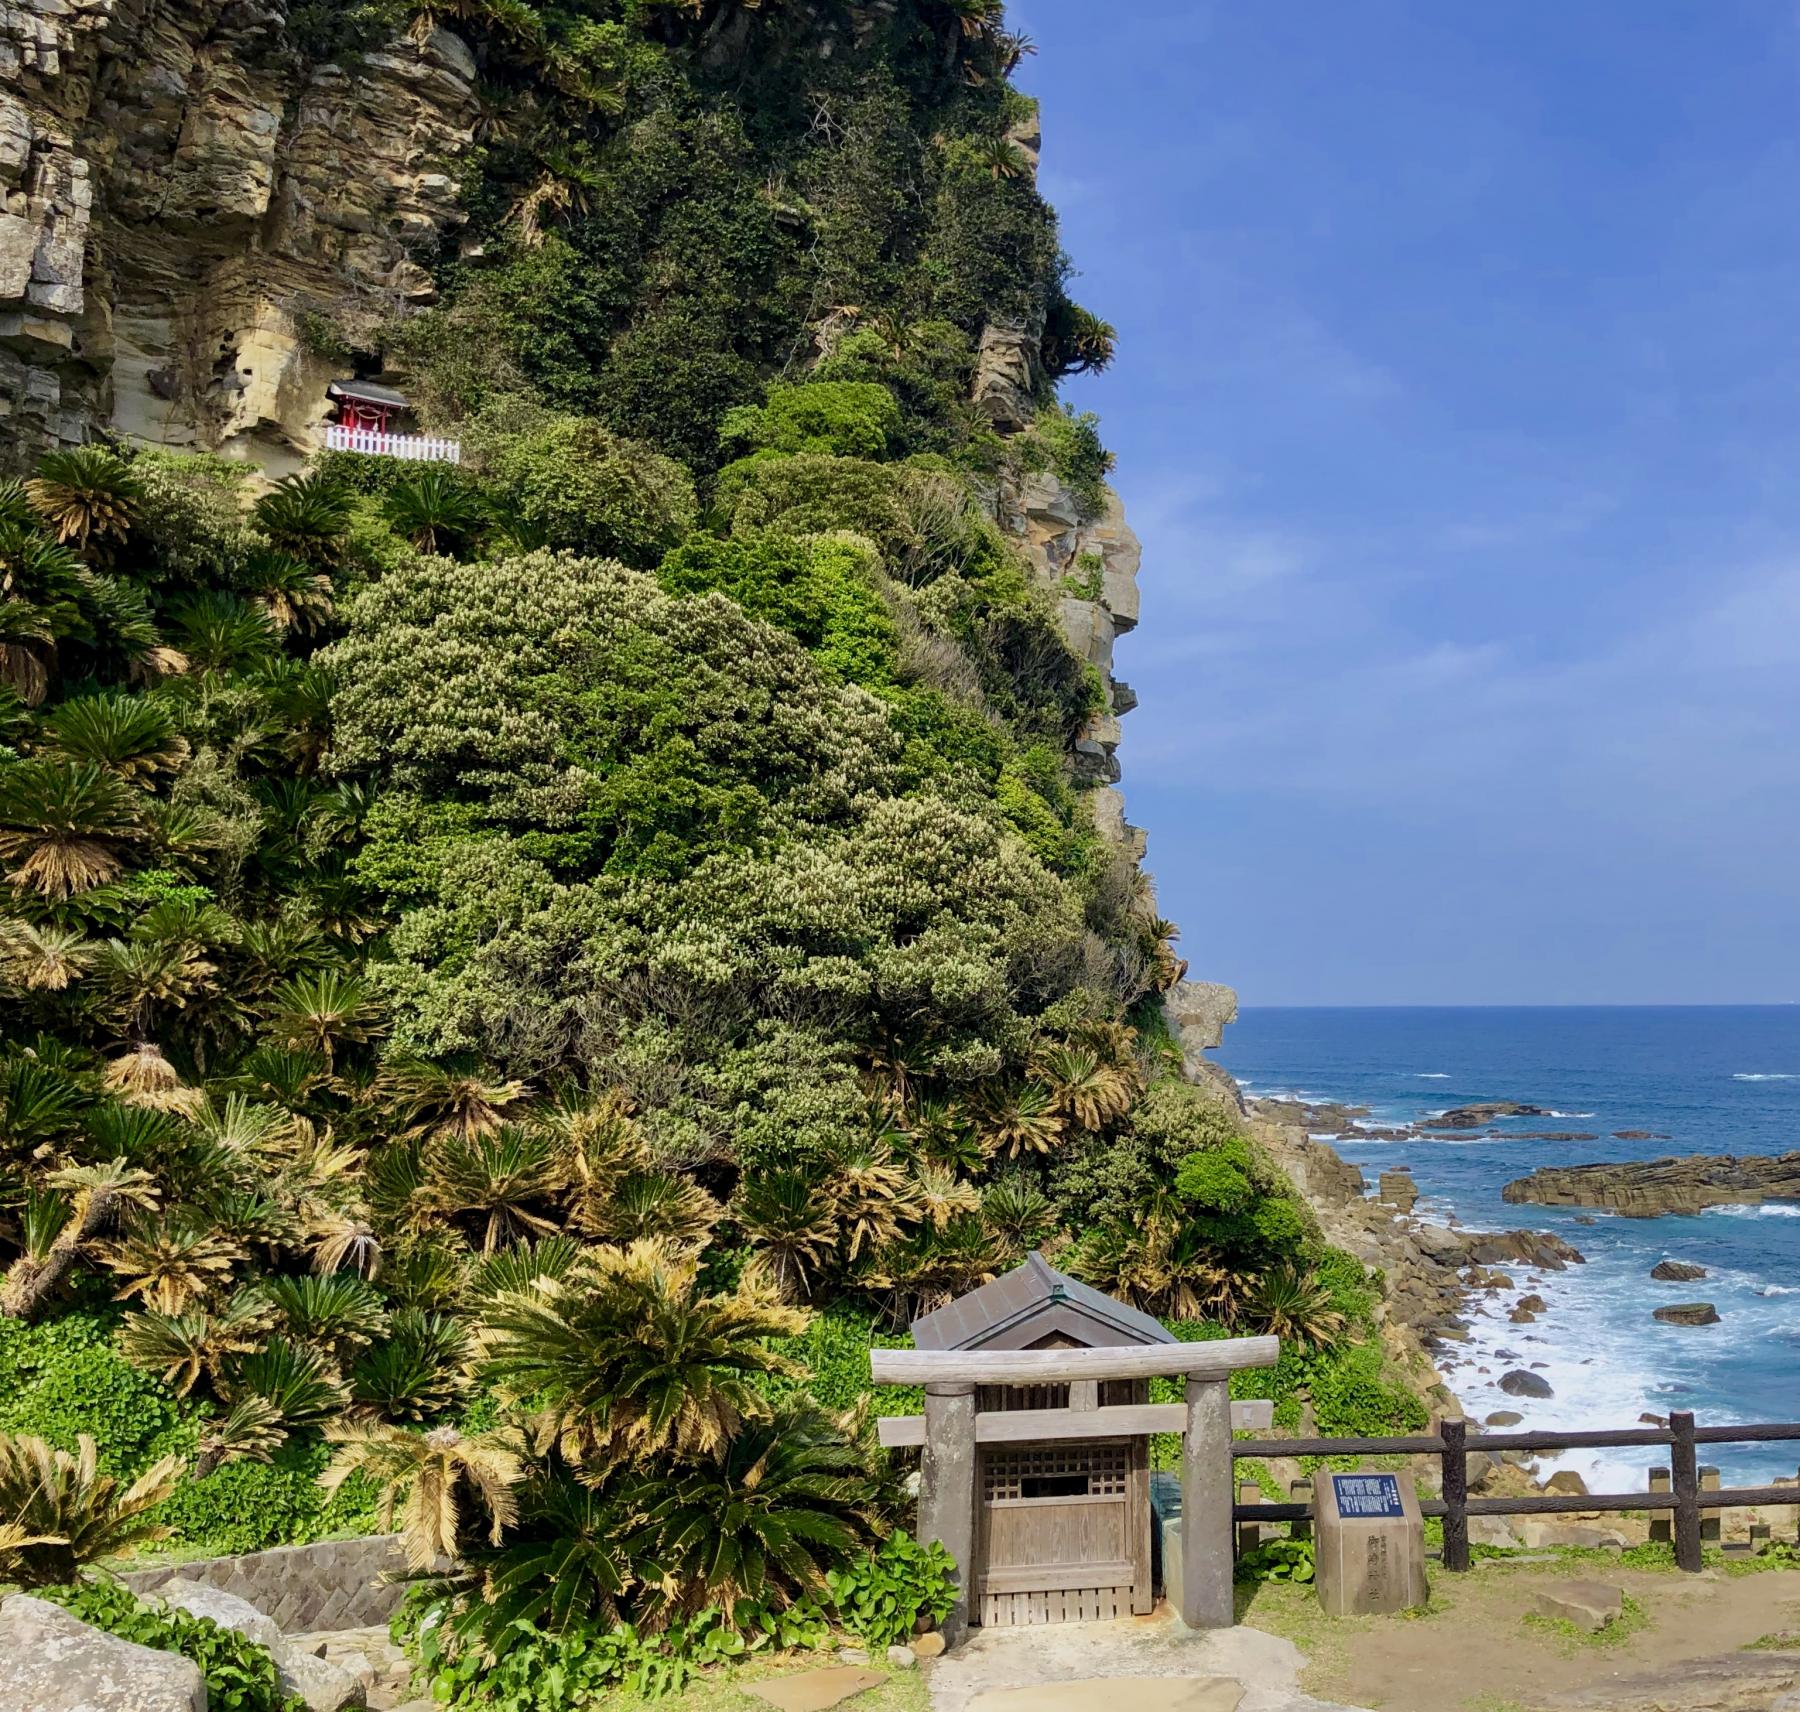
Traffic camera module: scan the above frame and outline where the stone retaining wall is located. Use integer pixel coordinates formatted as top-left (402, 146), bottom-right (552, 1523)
top-left (123, 1534), bottom-right (407, 1635)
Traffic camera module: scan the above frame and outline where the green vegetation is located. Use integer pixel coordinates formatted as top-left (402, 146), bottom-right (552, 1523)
top-left (45, 1578), bottom-right (301, 1712)
top-left (0, 2), bottom-right (1428, 1703)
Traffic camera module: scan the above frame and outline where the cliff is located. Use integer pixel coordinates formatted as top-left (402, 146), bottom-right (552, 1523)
top-left (0, 0), bottom-right (477, 466)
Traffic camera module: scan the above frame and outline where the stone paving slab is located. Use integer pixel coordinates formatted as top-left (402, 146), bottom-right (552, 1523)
top-left (746, 1664), bottom-right (886, 1711)
top-left (968, 1676), bottom-right (1245, 1712)
top-left (924, 1617), bottom-right (1373, 1712)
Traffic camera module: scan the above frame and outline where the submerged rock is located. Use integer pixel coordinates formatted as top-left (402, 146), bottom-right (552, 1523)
top-left (1651, 1259), bottom-right (1708, 1282)
top-left (1501, 1369), bottom-right (1555, 1398)
top-left (1653, 1302), bottom-right (1721, 1326)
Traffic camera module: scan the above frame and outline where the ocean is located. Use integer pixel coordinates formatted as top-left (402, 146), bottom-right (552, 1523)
top-left (1216, 1006), bottom-right (1800, 1488)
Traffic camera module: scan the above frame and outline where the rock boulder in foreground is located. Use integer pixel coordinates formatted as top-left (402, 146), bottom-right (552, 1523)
top-left (0, 1592), bottom-right (205, 1712)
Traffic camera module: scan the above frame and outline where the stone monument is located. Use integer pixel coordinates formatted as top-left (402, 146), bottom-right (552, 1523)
top-left (1314, 1469), bottom-right (1430, 1617)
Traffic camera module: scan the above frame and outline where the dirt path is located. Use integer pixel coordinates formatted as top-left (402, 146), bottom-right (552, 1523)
top-left (1240, 1561), bottom-right (1800, 1711)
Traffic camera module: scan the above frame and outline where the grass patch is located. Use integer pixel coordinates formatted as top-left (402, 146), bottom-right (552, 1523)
top-left (595, 1655), bottom-right (929, 1712)
top-left (1746, 1632), bottom-right (1800, 1652)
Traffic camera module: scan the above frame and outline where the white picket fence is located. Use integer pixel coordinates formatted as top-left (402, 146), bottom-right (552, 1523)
top-left (324, 424), bottom-right (462, 464)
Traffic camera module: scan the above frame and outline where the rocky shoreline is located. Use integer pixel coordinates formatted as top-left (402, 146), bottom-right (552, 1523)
top-left (1247, 1099), bottom-right (1586, 1415)
top-left (1502, 1150), bottom-right (1800, 1217)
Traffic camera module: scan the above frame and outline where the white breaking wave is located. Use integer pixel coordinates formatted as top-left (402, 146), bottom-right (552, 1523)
top-left (1416, 1073), bottom-right (1451, 1079)
top-left (1733, 1073), bottom-right (1799, 1081)
top-left (1758, 1284), bottom-right (1800, 1296)
top-left (1710, 1203), bottom-right (1800, 1219)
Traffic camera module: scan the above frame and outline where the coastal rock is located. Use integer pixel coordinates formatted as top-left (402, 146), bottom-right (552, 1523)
top-left (0, 1593), bottom-right (205, 1711)
top-left (1501, 1369), bottom-right (1554, 1399)
top-left (1614, 1130), bottom-right (1672, 1141)
top-left (1378, 1170), bottom-right (1419, 1212)
top-left (1543, 1470), bottom-right (1589, 1497)
top-left (1465, 1232), bottom-right (1584, 1272)
top-left (1516, 1295), bottom-right (1548, 1313)
top-left (1651, 1260), bottom-right (1708, 1282)
top-left (1508, 1307), bottom-right (1537, 1323)
top-left (1485, 1411), bottom-right (1524, 1427)
top-left (1422, 1102), bottom-right (1552, 1131)
top-left (1653, 1302), bottom-right (1721, 1326)
top-left (1503, 1152), bottom-right (1800, 1217)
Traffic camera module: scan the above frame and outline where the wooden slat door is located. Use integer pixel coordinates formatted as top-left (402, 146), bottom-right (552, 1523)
top-left (976, 1439), bottom-right (1138, 1626)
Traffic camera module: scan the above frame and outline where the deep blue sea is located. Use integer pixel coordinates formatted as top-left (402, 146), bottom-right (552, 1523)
top-left (1216, 1006), bottom-right (1800, 1485)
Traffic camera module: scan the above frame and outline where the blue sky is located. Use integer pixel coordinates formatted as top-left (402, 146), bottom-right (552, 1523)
top-left (1014, 2), bottom-right (1800, 1005)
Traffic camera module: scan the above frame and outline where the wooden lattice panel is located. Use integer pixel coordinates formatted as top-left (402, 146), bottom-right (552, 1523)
top-left (981, 1442), bottom-right (1129, 1504)
top-left (980, 1586), bottom-right (1129, 1627)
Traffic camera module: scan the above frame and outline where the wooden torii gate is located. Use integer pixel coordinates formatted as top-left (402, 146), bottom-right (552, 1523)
top-left (872, 1333), bottom-right (1279, 1643)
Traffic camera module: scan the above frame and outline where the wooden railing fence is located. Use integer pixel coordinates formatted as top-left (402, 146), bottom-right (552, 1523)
top-left (1229, 1412), bottom-right (1800, 1573)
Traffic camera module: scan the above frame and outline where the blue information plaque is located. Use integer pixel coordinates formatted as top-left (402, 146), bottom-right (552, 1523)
top-left (1331, 1473), bottom-right (1405, 1519)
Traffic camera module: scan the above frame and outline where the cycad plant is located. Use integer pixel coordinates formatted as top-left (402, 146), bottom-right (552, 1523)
top-left (0, 1159), bottom-right (160, 1320)
top-left (973, 1078), bottom-right (1063, 1159)
top-left (1244, 1264), bottom-right (1348, 1349)
top-left (0, 1430), bottom-right (180, 1585)
top-left (0, 756), bottom-right (143, 898)
top-left (253, 474), bottom-right (352, 567)
top-left (732, 1170), bottom-right (835, 1301)
top-left (322, 1421), bottom-right (523, 1571)
top-left (25, 446), bottom-right (144, 552)
top-left (637, 1406), bottom-right (877, 1620)
top-left (38, 693), bottom-right (189, 784)
top-left (102, 1212), bottom-right (243, 1312)
top-left (417, 1127), bottom-right (561, 1252)
top-left (478, 1239), bottom-right (807, 1475)
top-left (580, 1167), bottom-right (718, 1248)
top-left (384, 469), bottom-right (489, 556)
top-left (350, 1310), bottom-right (473, 1422)
top-left (262, 969), bottom-right (382, 1071)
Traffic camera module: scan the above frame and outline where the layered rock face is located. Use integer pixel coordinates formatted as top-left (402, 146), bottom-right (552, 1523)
top-left (1502, 1151), bottom-right (1800, 1217)
top-left (0, 1), bottom-right (478, 467)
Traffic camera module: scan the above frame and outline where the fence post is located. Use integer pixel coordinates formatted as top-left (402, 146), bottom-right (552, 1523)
top-left (1289, 1478), bottom-right (1313, 1543)
top-left (1670, 1411), bottom-right (1702, 1572)
top-left (1440, 1417), bottom-right (1470, 1572)
top-left (1700, 1466), bottom-right (1721, 1545)
top-left (1649, 1467), bottom-right (1671, 1544)
top-left (1236, 1481), bottom-right (1262, 1557)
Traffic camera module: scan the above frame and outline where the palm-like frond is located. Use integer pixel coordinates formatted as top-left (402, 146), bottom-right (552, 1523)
top-left (38, 693), bottom-right (189, 785)
top-left (25, 447), bottom-right (144, 550)
top-left (0, 757), bottom-right (143, 898)
top-left (974, 1079), bottom-right (1063, 1159)
top-left (477, 1239), bottom-right (808, 1473)
top-left (581, 1168), bottom-right (718, 1247)
top-left (418, 1127), bottom-right (562, 1252)
top-left (732, 1170), bottom-right (834, 1302)
top-left (350, 1310), bottom-right (473, 1422)
top-left (0, 1430), bottom-right (178, 1585)
top-left (253, 475), bottom-right (352, 567)
top-left (321, 1420), bottom-right (522, 1571)
top-left (638, 1406), bottom-right (877, 1620)
top-left (259, 1270), bottom-right (387, 1361)
top-left (1244, 1264), bottom-right (1348, 1349)
top-left (102, 1212), bottom-right (243, 1312)
top-left (0, 916), bottom-right (96, 991)
top-left (824, 1142), bottom-right (918, 1262)
top-left (222, 1335), bottom-right (351, 1427)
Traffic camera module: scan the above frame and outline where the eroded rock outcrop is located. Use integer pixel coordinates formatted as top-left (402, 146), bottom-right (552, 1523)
top-left (0, 0), bottom-right (479, 465)
top-left (1503, 1151), bottom-right (1800, 1217)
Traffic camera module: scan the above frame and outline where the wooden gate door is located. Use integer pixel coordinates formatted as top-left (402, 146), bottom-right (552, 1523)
top-left (975, 1438), bottom-right (1146, 1626)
